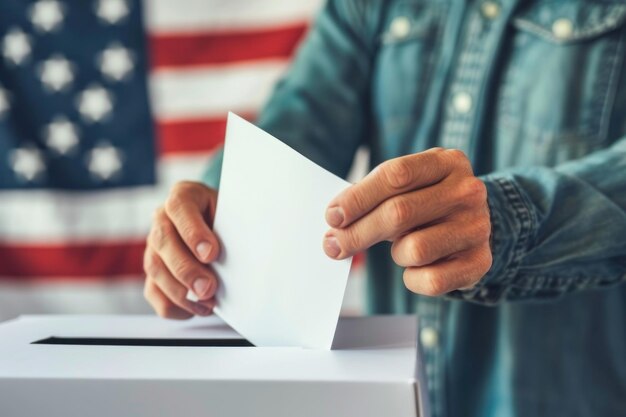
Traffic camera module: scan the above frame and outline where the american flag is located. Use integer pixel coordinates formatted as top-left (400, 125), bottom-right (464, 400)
top-left (0, 0), bottom-right (339, 319)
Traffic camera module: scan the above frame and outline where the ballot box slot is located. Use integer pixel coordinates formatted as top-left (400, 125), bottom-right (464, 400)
top-left (32, 337), bottom-right (254, 347)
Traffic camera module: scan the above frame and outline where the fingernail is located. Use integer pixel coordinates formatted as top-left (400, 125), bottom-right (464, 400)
top-left (326, 206), bottom-right (345, 228)
top-left (194, 303), bottom-right (211, 316)
top-left (193, 278), bottom-right (210, 297)
top-left (323, 235), bottom-right (341, 259)
top-left (196, 241), bottom-right (212, 261)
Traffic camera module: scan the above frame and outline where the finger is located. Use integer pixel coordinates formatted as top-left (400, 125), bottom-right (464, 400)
top-left (149, 210), bottom-right (219, 300)
top-left (164, 181), bottom-right (220, 263)
top-left (402, 245), bottom-right (493, 296)
top-left (324, 184), bottom-right (453, 259)
top-left (143, 248), bottom-right (215, 316)
top-left (143, 279), bottom-right (193, 320)
top-left (391, 218), bottom-right (491, 267)
top-left (326, 148), bottom-right (468, 228)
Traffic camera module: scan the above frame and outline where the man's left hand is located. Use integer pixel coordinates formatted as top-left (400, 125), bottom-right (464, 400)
top-left (323, 147), bottom-right (492, 296)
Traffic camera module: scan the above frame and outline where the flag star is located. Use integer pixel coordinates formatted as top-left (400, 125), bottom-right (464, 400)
top-left (76, 84), bottom-right (113, 123)
top-left (10, 146), bottom-right (46, 182)
top-left (95, 0), bottom-right (129, 25)
top-left (38, 55), bottom-right (74, 92)
top-left (0, 87), bottom-right (9, 117)
top-left (44, 117), bottom-right (79, 155)
top-left (98, 43), bottom-right (134, 81)
top-left (86, 143), bottom-right (123, 181)
top-left (29, 0), bottom-right (65, 33)
top-left (2, 28), bottom-right (32, 65)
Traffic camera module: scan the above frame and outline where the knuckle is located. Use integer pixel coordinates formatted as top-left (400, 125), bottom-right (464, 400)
top-left (403, 268), bottom-right (446, 296)
top-left (170, 181), bottom-right (197, 197)
top-left (446, 148), bottom-right (468, 163)
top-left (402, 268), bottom-right (446, 295)
top-left (149, 215), bottom-right (174, 251)
top-left (342, 186), bottom-right (368, 216)
top-left (404, 236), bottom-right (429, 266)
top-left (143, 251), bottom-right (161, 277)
top-left (422, 270), bottom-right (447, 296)
top-left (170, 259), bottom-right (195, 284)
top-left (472, 178), bottom-right (488, 200)
top-left (446, 149), bottom-right (473, 173)
top-left (402, 269), bottom-right (419, 294)
top-left (164, 193), bottom-right (185, 218)
top-left (479, 248), bottom-right (493, 275)
top-left (459, 178), bottom-right (487, 205)
top-left (476, 219), bottom-right (492, 242)
top-left (386, 196), bottom-right (413, 229)
top-left (165, 182), bottom-right (199, 215)
top-left (178, 224), bottom-right (205, 249)
top-left (380, 158), bottom-right (412, 189)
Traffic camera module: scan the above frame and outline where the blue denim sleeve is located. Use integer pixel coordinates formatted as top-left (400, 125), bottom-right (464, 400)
top-left (454, 138), bottom-right (626, 304)
top-left (203, 0), bottom-right (379, 189)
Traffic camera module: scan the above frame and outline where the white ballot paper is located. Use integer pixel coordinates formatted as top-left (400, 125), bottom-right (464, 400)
top-left (212, 113), bottom-right (353, 350)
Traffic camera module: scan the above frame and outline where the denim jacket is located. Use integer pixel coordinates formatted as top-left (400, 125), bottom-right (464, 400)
top-left (204, 0), bottom-right (626, 416)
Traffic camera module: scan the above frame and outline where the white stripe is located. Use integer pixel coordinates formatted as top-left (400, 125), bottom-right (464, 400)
top-left (0, 154), bottom-right (214, 243)
top-left (149, 61), bottom-right (288, 121)
top-left (0, 281), bottom-right (150, 322)
top-left (144, 0), bottom-right (323, 34)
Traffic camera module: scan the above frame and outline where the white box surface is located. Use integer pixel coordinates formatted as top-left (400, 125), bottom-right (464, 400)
top-left (0, 315), bottom-right (429, 417)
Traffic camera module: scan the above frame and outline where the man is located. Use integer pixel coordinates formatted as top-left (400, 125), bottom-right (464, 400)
top-left (143, 1), bottom-right (626, 416)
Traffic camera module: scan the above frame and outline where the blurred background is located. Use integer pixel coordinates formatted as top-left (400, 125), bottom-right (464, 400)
top-left (0, 0), bottom-right (368, 322)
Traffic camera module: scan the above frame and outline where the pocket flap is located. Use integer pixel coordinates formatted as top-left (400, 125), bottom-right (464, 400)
top-left (512, 1), bottom-right (626, 44)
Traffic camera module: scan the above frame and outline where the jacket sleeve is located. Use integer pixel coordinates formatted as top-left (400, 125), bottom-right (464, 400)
top-left (203, 0), bottom-right (379, 188)
top-left (453, 138), bottom-right (626, 305)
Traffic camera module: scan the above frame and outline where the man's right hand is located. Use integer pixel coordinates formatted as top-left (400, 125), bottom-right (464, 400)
top-left (143, 181), bottom-right (221, 319)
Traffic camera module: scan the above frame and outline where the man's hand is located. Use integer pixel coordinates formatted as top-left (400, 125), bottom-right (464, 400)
top-left (144, 181), bottom-right (221, 319)
top-left (323, 148), bottom-right (492, 296)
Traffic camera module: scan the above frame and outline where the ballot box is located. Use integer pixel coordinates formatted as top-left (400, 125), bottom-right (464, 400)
top-left (0, 314), bottom-right (429, 417)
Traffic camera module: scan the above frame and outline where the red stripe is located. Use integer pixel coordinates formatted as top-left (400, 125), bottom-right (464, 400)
top-left (157, 113), bottom-right (255, 155)
top-left (150, 24), bottom-right (308, 69)
top-left (352, 252), bottom-right (365, 269)
top-left (0, 241), bottom-right (145, 279)
top-left (0, 244), bottom-right (365, 279)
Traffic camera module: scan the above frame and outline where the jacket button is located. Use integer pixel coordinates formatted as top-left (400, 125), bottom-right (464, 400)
top-left (552, 18), bottom-right (574, 39)
top-left (452, 92), bottom-right (473, 114)
top-left (481, 1), bottom-right (501, 19)
top-left (420, 327), bottom-right (439, 349)
top-left (390, 16), bottom-right (411, 39)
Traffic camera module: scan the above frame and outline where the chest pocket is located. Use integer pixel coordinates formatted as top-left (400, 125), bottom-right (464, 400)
top-left (495, 1), bottom-right (626, 168)
top-left (372, 1), bottom-right (448, 159)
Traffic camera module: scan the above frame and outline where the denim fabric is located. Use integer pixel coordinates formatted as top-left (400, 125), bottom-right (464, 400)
top-left (204, 0), bottom-right (626, 416)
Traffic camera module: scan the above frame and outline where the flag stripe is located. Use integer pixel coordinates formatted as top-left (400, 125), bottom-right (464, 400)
top-left (149, 61), bottom-right (287, 121)
top-left (150, 24), bottom-right (307, 69)
top-left (158, 114), bottom-right (254, 155)
top-left (0, 281), bottom-right (150, 322)
top-left (0, 155), bottom-right (210, 242)
top-left (0, 241), bottom-right (146, 278)
top-left (144, 0), bottom-right (322, 34)
top-left (0, 243), bottom-right (365, 280)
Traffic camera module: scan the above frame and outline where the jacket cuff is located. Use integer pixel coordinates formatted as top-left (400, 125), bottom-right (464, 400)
top-left (449, 174), bottom-right (535, 304)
